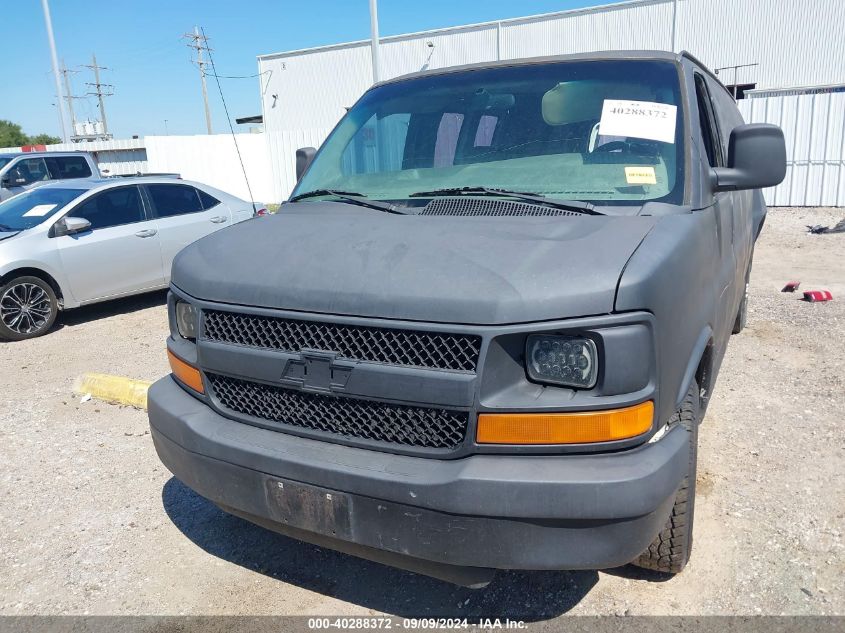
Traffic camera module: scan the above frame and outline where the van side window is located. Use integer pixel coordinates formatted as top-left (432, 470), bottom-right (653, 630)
top-left (694, 74), bottom-right (724, 168)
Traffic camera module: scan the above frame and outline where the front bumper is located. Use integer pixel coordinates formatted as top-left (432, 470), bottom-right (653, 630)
top-left (149, 376), bottom-right (688, 579)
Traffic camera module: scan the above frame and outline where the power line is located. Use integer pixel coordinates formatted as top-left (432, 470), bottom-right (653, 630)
top-left (60, 60), bottom-right (84, 134)
top-left (83, 53), bottom-right (113, 136)
top-left (183, 27), bottom-right (213, 134)
top-left (200, 26), bottom-right (255, 213)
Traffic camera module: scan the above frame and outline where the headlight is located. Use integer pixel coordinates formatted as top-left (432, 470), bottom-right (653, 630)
top-left (175, 301), bottom-right (199, 340)
top-left (525, 334), bottom-right (598, 388)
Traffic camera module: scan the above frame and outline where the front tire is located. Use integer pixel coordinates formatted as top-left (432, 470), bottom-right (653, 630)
top-left (0, 276), bottom-right (59, 341)
top-left (632, 379), bottom-right (700, 574)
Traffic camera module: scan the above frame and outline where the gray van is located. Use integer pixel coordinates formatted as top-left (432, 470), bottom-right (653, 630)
top-left (148, 51), bottom-right (786, 585)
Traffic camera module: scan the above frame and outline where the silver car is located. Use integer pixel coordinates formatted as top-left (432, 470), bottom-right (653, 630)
top-left (0, 177), bottom-right (255, 340)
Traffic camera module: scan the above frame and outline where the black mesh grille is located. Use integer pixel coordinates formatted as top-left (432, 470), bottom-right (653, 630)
top-left (420, 197), bottom-right (581, 217)
top-left (203, 311), bottom-right (481, 372)
top-left (208, 373), bottom-right (468, 450)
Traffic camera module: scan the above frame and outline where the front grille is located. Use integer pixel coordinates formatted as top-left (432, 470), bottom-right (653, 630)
top-left (420, 197), bottom-right (582, 217)
top-left (208, 373), bottom-right (468, 450)
top-left (203, 310), bottom-right (481, 372)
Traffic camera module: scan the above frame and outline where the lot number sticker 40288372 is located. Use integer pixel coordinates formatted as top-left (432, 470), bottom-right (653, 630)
top-left (599, 99), bottom-right (678, 144)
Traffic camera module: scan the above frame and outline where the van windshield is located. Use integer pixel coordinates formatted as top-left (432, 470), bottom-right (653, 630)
top-left (293, 59), bottom-right (685, 207)
top-left (0, 187), bottom-right (85, 231)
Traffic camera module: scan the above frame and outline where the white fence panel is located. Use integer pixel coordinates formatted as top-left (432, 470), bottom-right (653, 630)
top-left (144, 134), bottom-right (275, 203)
top-left (266, 128), bottom-right (332, 201)
top-left (740, 91), bottom-right (845, 206)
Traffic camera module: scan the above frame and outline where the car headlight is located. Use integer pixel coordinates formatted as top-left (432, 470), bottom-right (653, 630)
top-left (525, 334), bottom-right (598, 389)
top-left (175, 301), bottom-right (199, 340)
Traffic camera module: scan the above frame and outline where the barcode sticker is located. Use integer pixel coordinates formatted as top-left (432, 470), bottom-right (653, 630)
top-left (600, 100), bottom-right (677, 144)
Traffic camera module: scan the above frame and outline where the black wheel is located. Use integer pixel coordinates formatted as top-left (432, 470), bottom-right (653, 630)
top-left (633, 379), bottom-right (700, 574)
top-left (0, 276), bottom-right (59, 341)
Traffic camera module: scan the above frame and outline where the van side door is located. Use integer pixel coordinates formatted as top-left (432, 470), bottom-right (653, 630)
top-left (705, 76), bottom-right (755, 296)
top-left (693, 72), bottom-right (737, 346)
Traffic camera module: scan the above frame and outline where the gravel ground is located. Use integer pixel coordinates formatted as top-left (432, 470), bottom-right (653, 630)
top-left (0, 207), bottom-right (843, 619)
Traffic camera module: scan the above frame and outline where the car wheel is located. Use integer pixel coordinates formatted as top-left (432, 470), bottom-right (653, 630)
top-left (0, 276), bottom-right (59, 341)
top-left (632, 379), bottom-right (699, 574)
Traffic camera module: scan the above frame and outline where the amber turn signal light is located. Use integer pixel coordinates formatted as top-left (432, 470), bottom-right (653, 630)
top-left (168, 350), bottom-right (205, 394)
top-left (477, 401), bottom-right (653, 444)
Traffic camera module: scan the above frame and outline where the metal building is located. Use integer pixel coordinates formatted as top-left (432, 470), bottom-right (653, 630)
top-left (257, 0), bottom-right (845, 202)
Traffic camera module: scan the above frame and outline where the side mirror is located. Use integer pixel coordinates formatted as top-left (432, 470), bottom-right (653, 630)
top-left (3, 168), bottom-right (26, 187)
top-left (712, 124), bottom-right (787, 192)
top-left (54, 217), bottom-right (92, 237)
top-left (295, 147), bottom-right (316, 181)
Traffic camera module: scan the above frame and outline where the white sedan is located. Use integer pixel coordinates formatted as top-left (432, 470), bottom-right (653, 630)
top-left (0, 177), bottom-right (258, 340)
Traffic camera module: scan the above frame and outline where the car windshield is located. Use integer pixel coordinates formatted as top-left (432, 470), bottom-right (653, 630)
top-left (0, 187), bottom-right (85, 231)
top-left (293, 59), bottom-right (685, 207)
top-left (0, 157), bottom-right (12, 170)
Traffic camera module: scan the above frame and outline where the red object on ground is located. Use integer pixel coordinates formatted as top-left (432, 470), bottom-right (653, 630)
top-left (782, 281), bottom-right (801, 292)
top-left (803, 290), bottom-right (833, 302)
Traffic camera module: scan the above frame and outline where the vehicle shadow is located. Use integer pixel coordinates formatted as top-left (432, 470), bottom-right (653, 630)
top-left (162, 477), bottom-right (599, 620)
top-left (56, 289), bottom-right (168, 329)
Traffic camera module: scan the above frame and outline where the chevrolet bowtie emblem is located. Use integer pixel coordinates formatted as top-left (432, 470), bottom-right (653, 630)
top-left (280, 351), bottom-right (352, 393)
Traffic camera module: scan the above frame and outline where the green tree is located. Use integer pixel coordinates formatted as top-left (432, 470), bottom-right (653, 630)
top-left (28, 133), bottom-right (61, 145)
top-left (0, 120), bottom-right (29, 147)
top-left (0, 120), bottom-right (62, 147)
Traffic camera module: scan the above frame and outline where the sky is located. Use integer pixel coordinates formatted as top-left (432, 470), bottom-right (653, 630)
top-left (2, 0), bottom-right (610, 140)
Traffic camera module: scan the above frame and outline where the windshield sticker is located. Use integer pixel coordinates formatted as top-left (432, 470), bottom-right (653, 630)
top-left (22, 204), bottom-right (58, 218)
top-left (625, 166), bottom-right (657, 185)
top-left (600, 100), bottom-right (677, 144)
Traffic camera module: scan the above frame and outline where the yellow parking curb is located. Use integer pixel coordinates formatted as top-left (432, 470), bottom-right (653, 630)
top-left (73, 373), bottom-right (152, 410)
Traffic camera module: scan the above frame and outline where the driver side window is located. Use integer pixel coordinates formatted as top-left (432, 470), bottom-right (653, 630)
top-left (68, 186), bottom-right (145, 230)
top-left (12, 158), bottom-right (50, 185)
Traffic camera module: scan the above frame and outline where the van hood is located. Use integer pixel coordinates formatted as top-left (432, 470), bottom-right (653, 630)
top-left (0, 230), bottom-right (20, 242)
top-left (172, 202), bottom-right (657, 325)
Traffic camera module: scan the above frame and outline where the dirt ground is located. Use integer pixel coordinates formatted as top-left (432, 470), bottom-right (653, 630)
top-left (0, 207), bottom-right (843, 619)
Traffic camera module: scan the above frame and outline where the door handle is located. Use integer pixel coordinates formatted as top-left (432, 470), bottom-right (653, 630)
top-left (135, 229), bottom-right (158, 238)
top-left (210, 216), bottom-right (228, 223)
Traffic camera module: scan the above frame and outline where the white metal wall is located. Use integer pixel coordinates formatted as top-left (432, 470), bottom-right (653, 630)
top-left (739, 91), bottom-right (845, 207)
top-left (145, 134), bottom-right (275, 203)
top-left (258, 0), bottom-right (845, 137)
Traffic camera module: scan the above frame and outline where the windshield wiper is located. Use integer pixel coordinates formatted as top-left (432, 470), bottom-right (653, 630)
top-left (0, 223), bottom-right (16, 232)
top-left (289, 189), bottom-right (408, 215)
top-left (409, 187), bottom-right (602, 215)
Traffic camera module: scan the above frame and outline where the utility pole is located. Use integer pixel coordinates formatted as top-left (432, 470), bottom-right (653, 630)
top-left (40, 0), bottom-right (68, 143)
top-left (83, 54), bottom-right (114, 136)
top-left (369, 0), bottom-right (381, 84)
top-left (184, 26), bottom-right (213, 134)
top-left (61, 60), bottom-right (81, 136)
